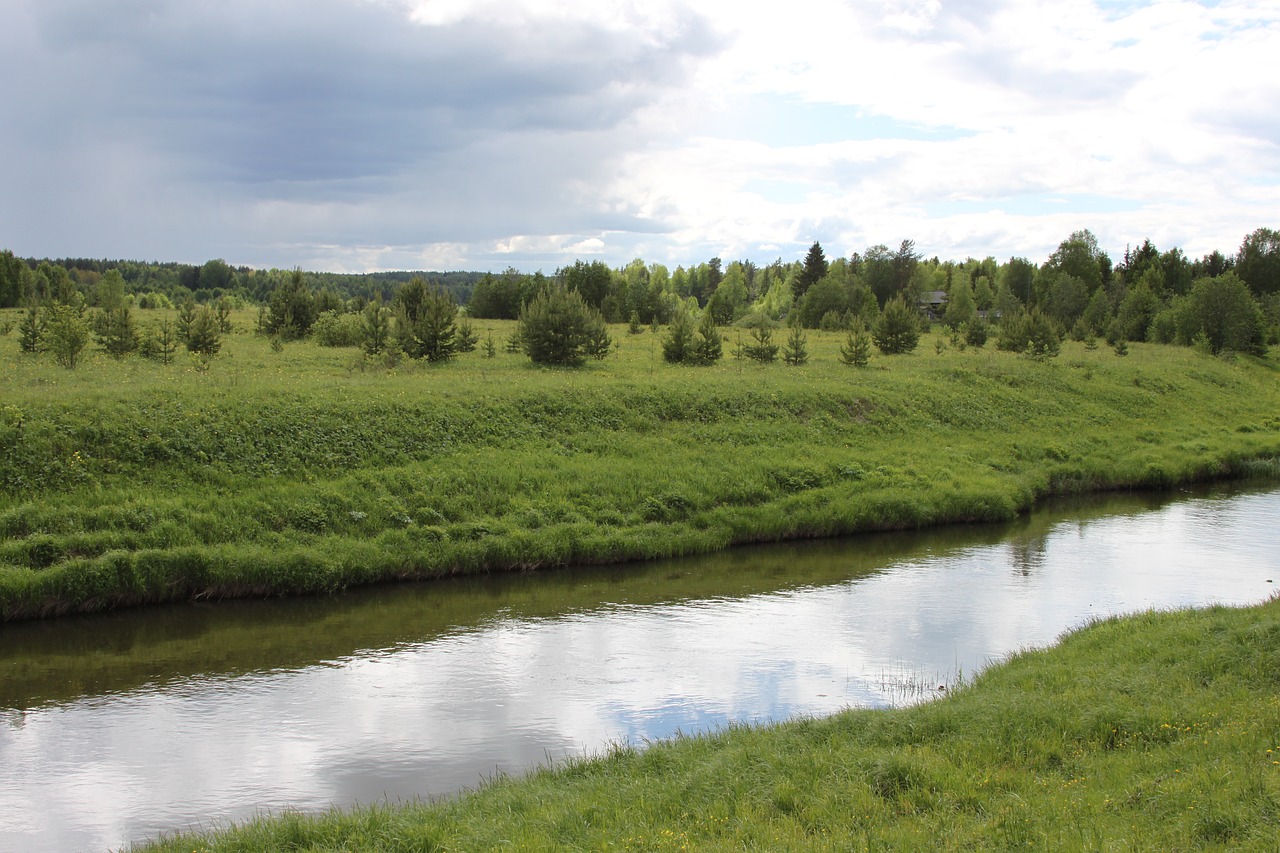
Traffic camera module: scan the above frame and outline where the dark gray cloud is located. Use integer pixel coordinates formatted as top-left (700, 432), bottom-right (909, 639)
top-left (0, 0), bottom-right (719, 265)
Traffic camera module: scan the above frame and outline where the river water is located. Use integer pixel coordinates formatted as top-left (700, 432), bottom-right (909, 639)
top-left (2, 484), bottom-right (1278, 852)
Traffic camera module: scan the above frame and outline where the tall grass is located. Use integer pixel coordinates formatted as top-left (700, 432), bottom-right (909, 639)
top-left (137, 595), bottom-right (1280, 851)
top-left (2, 309), bottom-right (1279, 619)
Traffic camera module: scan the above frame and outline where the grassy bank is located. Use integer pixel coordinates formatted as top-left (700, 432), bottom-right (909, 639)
top-left (136, 595), bottom-right (1280, 851)
top-left (3, 311), bottom-right (1279, 620)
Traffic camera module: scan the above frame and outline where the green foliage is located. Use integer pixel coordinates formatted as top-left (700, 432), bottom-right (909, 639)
top-left (741, 323), bottom-right (779, 363)
top-left (360, 298), bottom-right (392, 356)
top-left (175, 298), bottom-right (197, 342)
top-left (793, 241), bottom-right (828, 301)
top-left (661, 307), bottom-right (695, 363)
top-left (997, 309), bottom-right (1030, 352)
top-left (782, 325), bottom-right (809, 365)
top-left (267, 269), bottom-right (318, 340)
top-left (395, 278), bottom-right (458, 362)
top-left (467, 270), bottom-right (524, 320)
top-left (839, 323), bottom-right (871, 366)
top-left (482, 333), bottom-right (497, 358)
top-left (18, 303), bottom-right (43, 354)
top-left (873, 295), bottom-right (920, 354)
top-left (964, 316), bottom-right (989, 349)
top-left (94, 304), bottom-right (140, 357)
top-left (456, 318), bottom-right (479, 354)
top-left (1116, 277), bottom-right (1159, 341)
top-left (140, 319), bottom-right (178, 364)
top-left (1235, 226), bottom-right (1280, 297)
top-left (518, 284), bottom-right (611, 366)
top-left (560, 259), bottom-right (613, 311)
top-left (692, 310), bottom-right (723, 365)
top-left (2, 308), bottom-right (1279, 624)
top-left (1023, 309), bottom-right (1063, 360)
top-left (185, 306), bottom-right (223, 356)
top-left (627, 311), bottom-right (643, 335)
top-left (944, 279), bottom-right (977, 330)
top-left (0, 249), bottom-right (26, 309)
top-left (1179, 273), bottom-right (1267, 356)
top-left (43, 302), bottom-right (91, 369)
top-left (312, 310), bottom-right (364, 348)
top-left (797, 271), bottom-right (850, 328)
top-left (1035, 269), bottom-right (1089, 328)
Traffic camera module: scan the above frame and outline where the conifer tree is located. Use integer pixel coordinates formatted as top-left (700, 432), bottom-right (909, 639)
top-left (793, 241), bottom-right (828, 301)
top-left (662, 307), bottom-right (696, 363)
top-left (783, 324), bottom-right (809, 365)
top-left (873, 295), bottom-right (920, 354)
top-left (692, 310), bottom-right (723, 365)
top-left (840, 323), bottom-right (871, 367)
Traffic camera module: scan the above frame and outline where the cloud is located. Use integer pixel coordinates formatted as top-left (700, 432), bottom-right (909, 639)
top-left (0, 0), bottom-right (719, 266)
top-left (0, 0), bottom-right (1276, 271)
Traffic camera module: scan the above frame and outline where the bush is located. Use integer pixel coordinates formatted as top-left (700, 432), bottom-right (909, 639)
top-left (1179, 273), bottom-right (1266, 355)
top-left (782, 325), bottom-right (809, 365)
top-left (186, 306), bottom-right (223, 356)
top-left (741, 325), bottom-right (779, 363)
top-left (873, 295), bottom-right (920, 355)
top-left (312, 310), bottom-right (364, 348)
top-left (44, 302), bottom-right (91, 369)
top-left (839, 323), bottom-right (871, 366)
top-left (518, 284), bottom-right (611, 366)
top-left (964, 317), bottom-right (989, 348)
top-left (395, 278), bottom-right (458, 362)
top-left (662, 308), bottom-right (695, 364)
top-left (1023, 310), bottom-right (1062, 360)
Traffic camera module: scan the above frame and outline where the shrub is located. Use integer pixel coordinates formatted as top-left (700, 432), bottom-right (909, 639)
top-left (782, 325), bottom-right (809, 365)
top-left (1023, 309), bottom-right (1062, 360)
top-left (662, 308), bottom-right (695, 364)
top-left (742, 325), bottom-right (779, 363)
top-left (873, 295), bottom-right (920, 355)
top-left (395, 279), bottom-right (458, 362)
top-left (44, 302), bottom-right (91, 369)
top-left (839, 323), bottom-right (871, 367)
top-left (518, 284), bottom-right (611, 366)
top-left (186, 306), bottom-right (223, 356)
top-left (313, 310), bottom-right (364, 347)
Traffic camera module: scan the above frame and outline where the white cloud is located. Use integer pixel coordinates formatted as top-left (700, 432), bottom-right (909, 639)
top-left (0, 0), bottom-right (1276, 270)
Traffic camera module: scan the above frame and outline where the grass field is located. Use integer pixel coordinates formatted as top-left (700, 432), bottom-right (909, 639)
top-left (2, 308), bottom-right (1279, 620)
top-left (134, 594), bottom-right (1280, 851)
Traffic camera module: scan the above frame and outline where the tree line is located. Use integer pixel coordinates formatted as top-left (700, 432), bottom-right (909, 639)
top-left (3, 226), bottom-right (1277, 368)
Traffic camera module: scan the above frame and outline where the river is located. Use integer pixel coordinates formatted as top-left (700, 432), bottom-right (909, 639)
top-left (1, 483), bottom-right (1277, 852)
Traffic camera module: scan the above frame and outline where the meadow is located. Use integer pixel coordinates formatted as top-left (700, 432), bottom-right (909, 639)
top-left (2, 308), bottom-right (1279, 620)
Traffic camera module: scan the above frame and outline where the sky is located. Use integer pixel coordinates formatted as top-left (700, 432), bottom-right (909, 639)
top-left (2, 0), bottom-right (1277, 273)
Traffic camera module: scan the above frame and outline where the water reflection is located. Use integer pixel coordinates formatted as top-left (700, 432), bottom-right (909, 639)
top-left (1, 484), bottom-right (1277, 853)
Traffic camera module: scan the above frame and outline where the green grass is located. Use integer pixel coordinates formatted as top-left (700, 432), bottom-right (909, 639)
top-left (2, 309), bottom-right (1279, 619)
top-left (134, 595), bottom-right (1280, 852)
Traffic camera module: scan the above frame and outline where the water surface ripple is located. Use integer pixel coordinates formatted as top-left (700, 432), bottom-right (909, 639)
top-left (1, 485), bottom-right (1277, 852)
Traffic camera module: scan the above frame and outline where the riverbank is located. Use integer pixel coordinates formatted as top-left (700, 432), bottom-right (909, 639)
top-left (134, 593), bottom-right (1280, 851)
top-left (3, 317), bottom-right (1279, 620)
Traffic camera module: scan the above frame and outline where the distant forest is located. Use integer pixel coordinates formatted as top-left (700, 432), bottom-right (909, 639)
top-left (2, 227), bottom-right (1277, 353)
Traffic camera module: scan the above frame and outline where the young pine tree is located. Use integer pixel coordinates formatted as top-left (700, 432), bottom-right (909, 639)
top-left (456, 317), bottom-right (479, 353)
top-left (743, 324), bottom-right (779, 363)
top-left (782, 325), bottom-right (809, 365)
top-left (44, 302), bottom-right (91, 369)
top-left (361, 298), bottom-right (392, 356)
top-left (839, 323), bottom-right (871, 367)
top-left (18, 303), bottom-right (44, 354)
top-left (662, 308), bottom-right (696, 363)
top-left (692, 310), bottom-right (723, 365)
top-left (186, 305), bottom-right (223, 356)
top-left (873, 295), bottom-right (920, 355)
